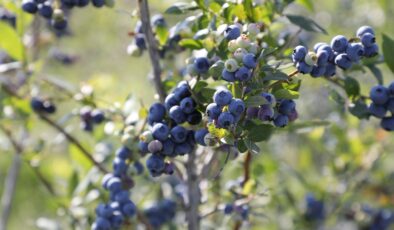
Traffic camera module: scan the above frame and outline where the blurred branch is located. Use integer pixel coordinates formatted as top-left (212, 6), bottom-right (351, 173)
top-left (185, 150), bottom-right (200, 230)
top-left (38, 114), bottom-right (108, 173)
top-left (137, 0), bottom-right (166, 102)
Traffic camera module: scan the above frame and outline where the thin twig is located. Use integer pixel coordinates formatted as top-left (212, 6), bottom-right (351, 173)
top-left (185, 150), bottom-right (200, 230)
top-left (266, 70), bottom-right (299, 90)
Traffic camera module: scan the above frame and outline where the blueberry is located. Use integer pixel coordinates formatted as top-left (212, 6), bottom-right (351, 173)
top-left (363, 44), bottom-right (379, 57)
top-left (246, 107), bottom-right (259, 119)
top-left (149, 103), bottom-right (168, 122)
top-left (288, 108), bottom-right (298, 122)
top-left (116, 146), bottom-right (132, 159)
top-left (331, 35), bottom-right (348, 53)
top-left (193, 57), bottom-right (210, 74)
top-left (316, 50), bottom-right (329, 66)
top-left (370, 85), bottom-right (389, 105)
top-left (206, 103), bottom-right (222, 119)
top-left (95, 203), bottom-right (112, 218)
top-left (257, 104), bottom-right (274, 121)
top-left (109, 211), bottom-right (124, 228)
top-left (324, 63), bottom-right (336, 77)
top-left (388, 82), bottom-right (394, 95)
top-left (94, 217), bottom-right (111, 230)
top-left (122, 200), bottom-right (137, 217)
top-left (114, 190), bottom-right (130, 203)
top-left (146, 154), bottom-right (165, 176)
top-left (148, 140), bottom-right (163, 153)
top-left (278, 99), bottom-right (296, 115)
top-left (22, 0), bottom-right (38, 13)
top-left (361, 33), bottom-right (375, 47)
top-left (228, 98), bottom-right (245, 116)
top-left (346, 43), bottom-right (364, 62)
top-left (356, 25), bottom-right (375, 37)
top-left (261, 93), bottom-right (276, 106)
top-left (217, 112), bottom-right (235, 128)
top-left (180, 97), bottom-right (195, 114)
top-left (91, 109), bottom-right (105, 124)
top-left (273, 114), bottom-right (289, 127)
top-left (317, 44), bottom-right (335, 61)
top-left (242, 53), bottom-right (257, 68)
top-left (170, 126), bottom-right (188, 143)
top-left (292, 45), bottom-right (307, 62)
top-left (152, 123), bottom-right (169, 141)
top-left (385, 98), bottom-right (394, 113)
top-left (173, 81), bottom-right (191, 98)
top-left (101, 173), bottom-right (113, 189)
top-left (194, 129), bottom-right (209, 146)
top-left (213, 89), bottom-right (233, 106)
top-left (164, 93), bottom-right (180, 110)
top-left (133, 161), bottom-right (144, 174)
top-left (310, 65), bottom-right (326, 78)
top-left (161, 139), bottom-right (175, 157)
top-left (135, 34), bottom-right (146, 50)
top-left (138, 141), bottom-right (149, 154)
top-left (92, 0), bottom-right (105, 7)
top-left (42, 101), bottom-right (56, 114)
top-left (186, 111), bottom-right (202, 125)
top-left (222, 69), bottom-right (236, 82)
top-left (80, 120), bottom-right (93, 132)
top-left (234, 66), bottom-right (252, 81)
top-left (224, 25), bottom-right (241, 40)
top-left (305, 194), bottom-right (325, 220)
top-left (77, 0), bottom-right (89, 7)
top-left (224, 203), bottom-right (233, 214)
top-left (151, 14), bottom-right (166, 27)
top-left (169, 105), bottom-right (186, 124)
top-left (113, 157), bottom-right (127, 176)
top-left (51, 18), bottom-right (67, 30)
top-left (107, 177), bottom-right (122, 193)
top-left (313, 43), bottom-right (326, 52)
top-left (369, 103), bottom-right (386, 118)
top-left (240, 206), bottom-right (249, 220)
top-left (174, 142), bottom-right (193, 155)
top-left (30, 97), bottom-right (45, 112)
top-left (38, 4), bottom-right (53, 19)
top-left (296, 61), bottom-right (313, 74)
top-left (335, 53), bottom-right (352, 70)
top-left (381, 116), bottom-right (394, 131)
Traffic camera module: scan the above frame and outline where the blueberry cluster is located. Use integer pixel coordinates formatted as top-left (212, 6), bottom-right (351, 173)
top-left (363, 207), bottom-right (394, 230)
top-left (22, 0), bottom-right (67, 30)
top-left (223, 203), bottom-right (250, 220)
top-left (143, 199), bottom-right (176, 228)
top-left (219, 23), bottom-right (262, 82)
top-left (60, 0), bottom-right (109, 8)
top-left (138, 81), bottom-right (204, 176)
top-left (30, 97), bottom-right (56, 114)
top-left (292, 26), bottom-right (379, 77)
top-left (206, 88), bottom-right (245, 128)
top-left (304, 193), bottom-right (325, 221)
top-left (246, 93), bottom-right (298, 127)
top-left (367, 82), bottom-right (394, 131)
top-left (79, 106), bottom-right (105, 132)
top-left (0, 8), bottom-right (16, 27)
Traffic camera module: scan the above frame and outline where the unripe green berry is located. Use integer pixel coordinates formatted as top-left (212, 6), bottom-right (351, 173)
top-left (304, 52), bottom-right (317, 66)
top-left (233, 48), bottom-right (247, 62)
top-left (124, 126), bottom-right (136, 135)
top-left (140, 130), bottom-right (153, 142)
top-left (121, 134), bottom-right (135, 150)
top-left (228, 40), bottom-right (238, 52)
top-left (224, 59), bottom-right (239, 72)
top-left (236, 34), bottom-right (251, 49)
top-left (186, 64), bottom-right (198, 76)
top-left (247, 23), bottom-right (260, 36)
top-left (248, 43), bottom-right (259, 55)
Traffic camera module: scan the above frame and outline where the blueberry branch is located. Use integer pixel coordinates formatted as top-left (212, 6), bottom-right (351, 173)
top-left (137, 0), bottom-right (166, 102)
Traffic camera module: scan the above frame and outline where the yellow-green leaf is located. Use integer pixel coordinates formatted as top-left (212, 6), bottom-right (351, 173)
top-left (0, 21), bottom-right (24, 60)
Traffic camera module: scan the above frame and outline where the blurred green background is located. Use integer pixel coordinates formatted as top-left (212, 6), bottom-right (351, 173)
top-left (1, 0), bottom-right (394, 229)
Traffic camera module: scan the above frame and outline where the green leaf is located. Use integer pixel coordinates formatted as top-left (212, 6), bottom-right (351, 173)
top-left (273, 88), bottom-right (300, 99)
top-left (366, 65), bottom-right (383, 85)
top-left (237, 139), bottom-right (248, 153)
top-left (229, 82), bottom-right (243, 99)
top-left (349, 99), bottom-right (370, 119)
top-left (382, 34), bottom-right (394, 74)
top-left (192, 80), bottom-right (208, 93)
top-left (155, 26), bottom-right (169, 46)
top-left (247, 124), bottom-right (273, 142)
top-left (68, 170), bottom-right (79, 197)
top-left (285, 14), bottom-right (327, 34)
top-left (263, 71), bottom-right (289, 81)
top-left (244, 95), bottom-right (268, 107)
top-left (0, 21), bottom-right (24, 61)
top-left (69, 144), bottom-right (93, 170)
top-left (296, 0), bottom-right (314, 11)
top-left (243, 0), bottom-right (254, 20)
top-left (344, 77), bottom-right (360, 97)
top-left (244, 139), bottom-right (260, 154)
top-left (209, 61), bottom-right (224, 80)
top-left (209, 2), bottom-right (221, 13)
top-left (179, 39), bottom-right (203, 50)
top-left (165, 2), bottom-right (198, 14)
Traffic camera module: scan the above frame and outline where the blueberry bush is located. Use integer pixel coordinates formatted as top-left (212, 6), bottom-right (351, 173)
top-left (1, 0), bottom-right (394, 229)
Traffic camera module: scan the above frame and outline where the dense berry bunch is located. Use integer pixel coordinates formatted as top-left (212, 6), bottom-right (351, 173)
top-left (292, 26), bottom-right (379, 77)
top-left (60, 0), bottom-right (111, 8)
top-left (79, 106), bottom-right (106, 132)
top-left (30, 97), bottom-right (57, 114)
top-left (206, 88), bottom-right (245, 128)
top-left (368, 81), bottom-right (394, 131)
top-left (143, 199), bottom-right (177, 228)
top-left (0, 8), bottom-right (16, 27)
top-left (138, 81), bottom-right (204, 176)
top-left (246, 93), bottom-right (298, 127)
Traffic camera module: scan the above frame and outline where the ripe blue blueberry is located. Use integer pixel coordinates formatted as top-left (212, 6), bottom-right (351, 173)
top-left (115, 190), bottom-right (130, 203)
top-left (186, 111), bottom-right (202, 125)
top-left (107, 177), bottom-right (122, 193)
top-left (240, 206), bottom-right (249, 220)
top-left (151, 14), bottom-right (166, 27)
top-left (257, 104), bottom-right (274, 121)
top-left (22, 0), bottom-right (38, 13)
top-left (310, 65), bottom-right (326, 78)
top-left (346, 43), bottom-right (364, 62)
top-left (368, 103), bottom-right (386, 118)
top-left (273, 114), bottom-right (289, 127)
top-left (217, 112), bottom-right (235, 128)
top-left (361, 33), bottom-right (375, 47)
top-left (193, 57), bottom-right (210, 74)
top-left (152, 123), bottom-right (169, 141)
top-left (122, 200), bottom-right (137, 217)
top-left (206, 103), bottom-right (222, 119)
top-left (316, 50), bottom-right (329, 66)
top-left (229, 99), bottom-right (245, 116)
top-left (234, 66), bottom-right (252, 81)
top-left (331, 35), bottom-right (348, 53)
top-left (170, 126), bottom-right (188, 143)
top-left (174, 142), bottom-right (193, 155)
top-left (194, 129), bottom-right (209, 146)
top-left (363, 44), bottom-right (379, 57)
top-left (222, 69), bottom-right (236, 82)
top-left (242, 53), bottom-right (257, 68)
top-left (162, 139), bottom-right (175, 157)
top-left (93, 217), bottom-right (111, 230)
top-left (149, 103), bottom-right (166, 123)
top-left (316, 44), bottom-right (335, 61)
top-left (213, 89), bottom-right (233, 106)
top-left (95, 203), bottom-right (112, 218)
top-left (180, 97), bottom-right (195, 114)
top-left (296, 61), bottom-right (313, 74)
top-left (313, 43), bottom-right (326, 52)
top-left (224, 204), bottom-right (234, 214)
top-left (261, 93), bottom-right (276, 106)
top-left (101, 173), bottom-right (113, 190)
top-left (138, 141), bottom-right (149, 154)
top-left (113, 157), bottom-right (127, 176)
top-left (334, 53), bottom-right (352, 70)
top-left (38, 4), bottom-right (53, 19)
top-left (292, 45), bottom-right (307, 62)
top-left (381, 117), bottom-right (394, 131)
top-left (51, 18), bottom-right (67, 30)
top-left (115, 146), bottom-right (132, 159)
top-left (109, 211), bottom-right (124, 229)
top-left (164, 93), bottom-right (180, 110)
top-left (146, 154), bottom-right (165, 176)
top-left (324, 63), bottom-right (336, 77)
top-left (169, 105), bottom-right (186, 124)
top-left (92, 0), bottom-right (105, 7)
top-left (30, 98), bottom-right (45, 112)
top-left (135, 35), bottom-right (146, 50)
top-left (288, 108), bottom-right (298, 122)
top-left (246, 107), bottom-right (259, 119)
top-left (356, 25), bottom-right (375, 37)
top-left (388, 81), bottom-right (394, 95)
top-left (133, 161), bottom-right (144, 174)
top-left (224, 25), bottom-right (241, 40)
top-left (278, 99), bottom-right (296, 115)
top-left (385, 99), bottom-right (394, 113)
top-left (174, 82), bottom-right (191, 99)
top-left (91, 109), bottom-right (105, 124)
top-left (148, 140), bottom-right (163, 153)
top-left (370, 85), bottom-right (389, 105)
